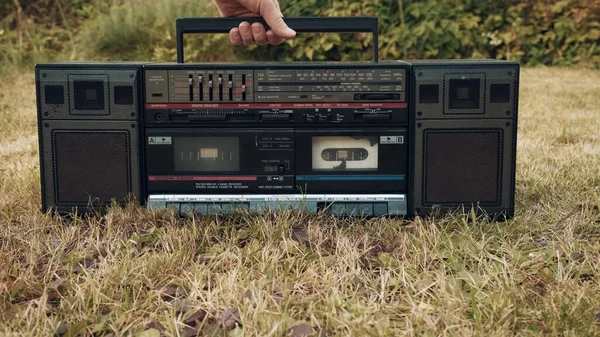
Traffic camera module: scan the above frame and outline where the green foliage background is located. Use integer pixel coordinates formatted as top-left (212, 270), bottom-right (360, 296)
top-left (1, 0), bottom-right (599, 68)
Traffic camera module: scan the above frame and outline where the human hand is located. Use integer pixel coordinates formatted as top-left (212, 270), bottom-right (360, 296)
top-left (212, 0), bottom-right (296, 45)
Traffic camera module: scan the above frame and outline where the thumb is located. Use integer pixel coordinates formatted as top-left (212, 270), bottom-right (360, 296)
top-left (257, 0), bottom-right (296, 39)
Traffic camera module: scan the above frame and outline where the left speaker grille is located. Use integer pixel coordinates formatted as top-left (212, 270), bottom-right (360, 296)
top-left (54, 131), bottom-right (130, 203)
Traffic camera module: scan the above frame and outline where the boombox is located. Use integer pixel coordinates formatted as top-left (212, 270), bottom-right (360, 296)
top-left (35, 17), bottom-right (519, 219)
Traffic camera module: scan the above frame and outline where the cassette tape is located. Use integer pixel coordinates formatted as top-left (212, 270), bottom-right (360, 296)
top-left (312, 136), bottom-right (379, 170)
top-left (174, 137), bottom-right (240, 172)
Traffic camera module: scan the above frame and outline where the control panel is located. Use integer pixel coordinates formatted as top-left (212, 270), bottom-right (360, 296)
top-left (144, 63), bottom-right (409, 125)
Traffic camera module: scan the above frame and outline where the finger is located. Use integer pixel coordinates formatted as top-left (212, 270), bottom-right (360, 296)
top-left (260, 2), bottom-right (295, 39)
top-left (266, 30), bottom-right (285, 45)
top-left (229, 28), bottom-right (243, 45)
top-left (238, 0), bottom-right (295, 39)
top-left (251, 22), bottom-right (269, 45)
top-left (238, 21), bottom-right (255, 45)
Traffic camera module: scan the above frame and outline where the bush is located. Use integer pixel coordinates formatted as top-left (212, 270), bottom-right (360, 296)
top-left (0, 0), bottom-right (599, 68)
top-left (270, 0), bottom-right (600, 67)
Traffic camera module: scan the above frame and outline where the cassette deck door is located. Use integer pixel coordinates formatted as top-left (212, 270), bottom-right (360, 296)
top-left (294, 128), bottom-right (408, 194)
top-left (145, 128), bottom-right (294, 194)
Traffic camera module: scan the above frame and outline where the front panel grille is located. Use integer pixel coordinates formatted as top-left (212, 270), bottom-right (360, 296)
top-left (37, 68), bottom-right (139, 121)
top-left (490, 83), bottom-right (511, 103)
top-left (424, 130), bottom-right (501, 204)
top-left (413, 65), bottom-right (518, 120)
top-left (44, 85), bottom-right (64, 105)
top-left (40, 120), bottom-right (141, 212)
top-left (114, 85), bottom-right (134, 105)
top-left (54, 132), bottom-right (130, 203)
top-left (412, 118), bottom-right (515, 217)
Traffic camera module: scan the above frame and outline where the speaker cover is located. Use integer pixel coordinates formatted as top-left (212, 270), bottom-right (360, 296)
top-left (412, 119), bottom-right (515, 215)
top-left (39, 120), bottom-right (141, 213)
top-left (410, 61), bottom-right (519, 218)
top-left (36, 64), bottom-right (143, 213)
top-left (424, 130), bottom-right (500, 204)
top-left (54, 131), bottom-right (129, 203)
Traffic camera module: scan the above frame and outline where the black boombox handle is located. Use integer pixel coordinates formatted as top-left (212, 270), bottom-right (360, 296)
top-left (176, 17), bottom-right (379, 63)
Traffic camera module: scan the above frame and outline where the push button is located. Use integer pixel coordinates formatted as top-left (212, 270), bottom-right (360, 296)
top-left (256, 204), bottom-right (270, 212)
top-left (359, 203), bottom-right (374, 216)
top-left (180, 203), bottom-right (194, 216)
top-left (318, 114), bottom-right (330, 122)
top-left (346, 203), bottom-right (360, 216)
top-left (304, 114), bottom-right (316, 122)
top-left (166, 202), bottom-right (180, 213)
top-left (194, 203), bottom-right (208, 215)
top-left (236, 203), bottom-right (250, 211)
top-left (207, 203), bottom-right (222, 214)
top-left (373, 203), bottom-right (388, 216)
top-left (331, 203), bottom-right (346, 216)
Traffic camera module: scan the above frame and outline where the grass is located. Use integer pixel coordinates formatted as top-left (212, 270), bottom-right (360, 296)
top-left (0, 66), bottom-right (599, 336)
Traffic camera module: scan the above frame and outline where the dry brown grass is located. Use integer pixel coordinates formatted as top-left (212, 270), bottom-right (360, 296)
top-left (0, 66), bottom-right (599, 336)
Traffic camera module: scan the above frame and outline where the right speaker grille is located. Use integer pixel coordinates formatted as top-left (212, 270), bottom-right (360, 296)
top-left (424, 130), bottom-right (501, 204)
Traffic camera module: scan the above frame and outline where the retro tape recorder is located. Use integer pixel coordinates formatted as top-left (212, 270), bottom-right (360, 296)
top-left (35, 17), bottom-right (519, 218)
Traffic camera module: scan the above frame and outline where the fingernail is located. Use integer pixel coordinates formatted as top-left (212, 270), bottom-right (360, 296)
top-left (252, 24), bottom-right (261, 34)
top-left (240, 24), bottom-right (250, 34)
top-left (284, 27), bottom-right (296, 37)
